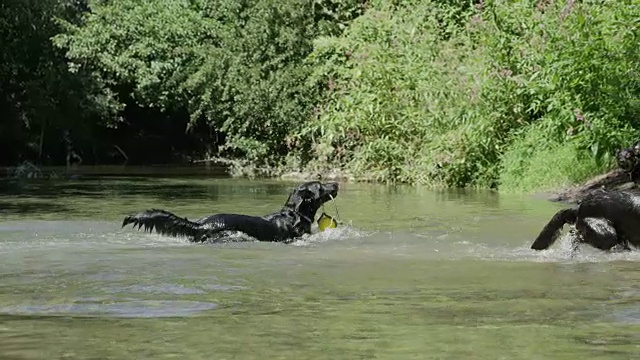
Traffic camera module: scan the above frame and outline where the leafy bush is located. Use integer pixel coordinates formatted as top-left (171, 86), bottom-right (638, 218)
top-left (20, 0), bottom-right (639, 191)
top-left (499, 124), bottom-right (608, 193)
top-left (55, 0), bottom-right (365, 170)
top-left (295, 0), bottom-right (640, 189)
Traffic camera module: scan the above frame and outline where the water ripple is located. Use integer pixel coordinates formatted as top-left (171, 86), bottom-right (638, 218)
top-left (612, 307), bottom-right (640, 325)
top-left (0, 300), bottom-right (218, 318)
top-left (107, 284), bottom-right (206, 295)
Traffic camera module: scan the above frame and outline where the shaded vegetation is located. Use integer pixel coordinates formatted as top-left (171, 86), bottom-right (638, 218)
top-left (2, 0), bottom-right (640, 191)
top-left (0, 0), bottom-right (119, 164)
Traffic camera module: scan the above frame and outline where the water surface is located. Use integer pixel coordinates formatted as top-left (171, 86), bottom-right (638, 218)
top-left (0, 177), bottom-right (638, 359)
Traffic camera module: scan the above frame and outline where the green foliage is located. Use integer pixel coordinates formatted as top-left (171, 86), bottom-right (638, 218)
top-left (56, 0), bottom-right (365, 168)
top-left (5, 0), bottom-right (640, 192)
top-left (491, 0), bottom-right (640, 188)
top-left (54, 0), bottom-right (207, 109)
top-left (300, 0), bottom-right (482, 183)
top-left (499, 124), bottom-right (608, 193)
top-left (296, 0), bottom-right (640, 188)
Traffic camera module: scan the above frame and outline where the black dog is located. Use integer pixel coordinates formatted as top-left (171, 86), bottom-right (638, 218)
top-left (615, 141), bottom-right (640, 180)
top-left (530, 189), bottom-right (640, 252)
top-left (122, 181), bottom-right (339, 243)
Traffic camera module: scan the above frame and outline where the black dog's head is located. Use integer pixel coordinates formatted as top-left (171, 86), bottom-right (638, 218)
top-left (284, 181), bottom-right (339, 221)
top-left (616, 148), bottom-right (634, 171)
top-left (616, 143), bottom-right (640, 173)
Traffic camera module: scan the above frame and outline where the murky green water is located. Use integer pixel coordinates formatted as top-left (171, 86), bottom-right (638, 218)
top-left (0, 177), bottom-right (638, 359)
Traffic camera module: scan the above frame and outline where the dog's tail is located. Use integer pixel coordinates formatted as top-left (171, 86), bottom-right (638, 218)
top-left (122, 209), bottom-right (207, 242)
top-left (530, 208), bottom-right (578, 250)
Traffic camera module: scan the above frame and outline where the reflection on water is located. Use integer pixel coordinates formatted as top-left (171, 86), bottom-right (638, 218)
top-left (0, 177), bottom-right (638, 359)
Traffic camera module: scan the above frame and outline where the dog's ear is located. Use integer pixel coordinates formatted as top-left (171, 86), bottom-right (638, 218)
top-left (292, 194), bottom-right (305, 210)
top-left (286, 188), bottom-right (311, 210)
top-left (300, 188), bottom-right (316, 203)
top-left (304, 183), bottom-right (322, 199)
top-left (286, 182), bottom-right (324, 210)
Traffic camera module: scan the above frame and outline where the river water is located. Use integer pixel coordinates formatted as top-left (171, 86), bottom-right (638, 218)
top-left (0, 177), bottom-right (638, 359)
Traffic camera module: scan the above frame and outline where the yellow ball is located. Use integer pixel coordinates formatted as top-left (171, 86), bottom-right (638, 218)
top-left (317, 213), bottom-right (338, 231)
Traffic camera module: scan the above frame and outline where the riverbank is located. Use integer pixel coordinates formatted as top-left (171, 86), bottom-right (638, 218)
top-left (281, 167), bottom-right (640, 206)
top-left (4, 162), bottom-right (634, 205)
top-left (542, 168), bottom-right (638, 204)
top-left (0, 163), bottom-right (230, 179)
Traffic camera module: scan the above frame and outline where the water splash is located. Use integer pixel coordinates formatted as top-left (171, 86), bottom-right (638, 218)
top-left (2, 220), bottom-right (638, 264)
top-left (290, 223), bottom-right (372, 247)
top-left (461, 232), bottom-right (640, 263)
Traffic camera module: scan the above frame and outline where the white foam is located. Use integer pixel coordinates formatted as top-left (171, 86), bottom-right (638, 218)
top-left (290, 223), bottom-right (372, 246)
top-left (463, 232), bottom-right (640, 263)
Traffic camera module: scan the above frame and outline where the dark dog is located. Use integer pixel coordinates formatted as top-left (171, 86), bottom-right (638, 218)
top-left (615, 141), bottom-right (640, 180)
top-left (122, 181), bottom-right (339, 243)
top-left (531, 189), bottom-right (640, 252)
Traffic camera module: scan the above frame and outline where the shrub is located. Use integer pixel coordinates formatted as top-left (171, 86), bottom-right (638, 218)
top-left (295, 0), bottom-right (640, 189)
top-left (56, 0), bottom-right (365, 170)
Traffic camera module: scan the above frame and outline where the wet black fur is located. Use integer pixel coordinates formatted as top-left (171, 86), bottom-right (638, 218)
top-left (531, 189), bottom-right (640, 252)
top-left (122, 181), bottom-right (339, 243)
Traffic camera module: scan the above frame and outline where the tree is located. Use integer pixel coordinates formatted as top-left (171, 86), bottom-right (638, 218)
top-left (0, 0), bottom-right (117, 165)
top-left (55, 0), bottom-right (365, 170)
